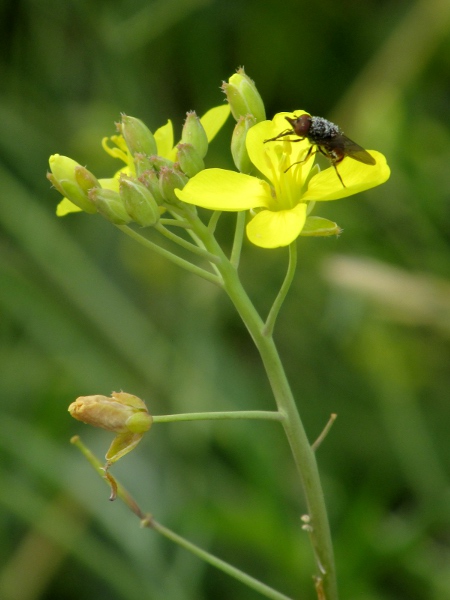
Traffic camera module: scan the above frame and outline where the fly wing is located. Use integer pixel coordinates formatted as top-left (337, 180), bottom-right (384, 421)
top-left (327, 134), bottom-right (376, 165)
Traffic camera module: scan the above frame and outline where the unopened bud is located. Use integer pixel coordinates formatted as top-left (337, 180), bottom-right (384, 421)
top-left (231, 114), bottom-right (256, 173)
top-left (159, 166), bottom-right (188, 203)
top-left (138, 169), bottom-right (165, 205)
top-left (134, 153), bottom-right (154, 177)
top-left (176, 143), bottom-right (205, 177)
top-left (47, 155), bottom-right (97, 214)
top-left (149, 155), bottom-right (175, 172)
top-left (119, 175), bottom-right (160, 227)
top-left (89, 187), bottom-right (131, 225)
top-left (181, 111), bottom-right (208, 159)
top-left (120, 115), bottom-right (157, 157)
top-left (222, 68), bottom-right (266, 123)
top-left (69, 392), bottom-right (153, 464)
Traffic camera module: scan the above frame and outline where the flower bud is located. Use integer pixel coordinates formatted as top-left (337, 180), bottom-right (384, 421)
top-left (149, 155), bottom-right (175, 172)
top-left (138, 169), bottom-right (165, 205)
top-left (120, 115), bottom-right (157, 157)
top-left (222, 68), bottom-right (266, 123)
top-left (231, 114), bottom-right (256, 173)
top-left (300, 216), bottom-right (342, 237)
top-left (69, 392), bottom-right (153, 464)
top-left (134, 153), bottom-right (154, 177)
top-left (181, 111), bottom-right (208, 159)
top-left (176, 143), bottom-right (205, 177)
top-left (159, 166), bottom-right (188, 203)
top-left (88, 187), bottom-right (132, 225)
top-left (69, 392), bottom-right (152, 432)
top-left (48, 155), bottom-right (97, 214)
top-left (119, 175), bottom-right (160, 227)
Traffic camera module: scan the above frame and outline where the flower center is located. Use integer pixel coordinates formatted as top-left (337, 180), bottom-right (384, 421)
top-left (264, 143), bottom-right (305, 211)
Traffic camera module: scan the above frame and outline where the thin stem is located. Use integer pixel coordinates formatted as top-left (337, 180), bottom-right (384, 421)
top-left (116, 225), bottom-right (222, 287)
top-left (186, 217), bottom-right (338, 600)
top-left (170, 206), bottom-right (208, 250)
top-left (230, 211), bottom-right (246, 269)
top-left (152, 410), bottom-right (284, 424)
top-left (150, 519), bottom-right (294, 600)
top-left (159, 218), bottom-right (191, 228)
top-left (263, 242), bottom-right (297, 337)
top-left (155, 222), bottom-right (221, 264)
top-left (208, 211), bottom-right (222, 234)
top-left (117, 208), bottom-right (338, 599)
top-left (312, 414), bottom-right (338, 452)
top-left (225, 273), bottom-right (338, 599)
top-left (71, 436), bottom-right (294, 600)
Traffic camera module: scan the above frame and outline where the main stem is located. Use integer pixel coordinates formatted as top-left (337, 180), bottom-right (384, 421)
top-left (191, 216), bottom-right (338, 600)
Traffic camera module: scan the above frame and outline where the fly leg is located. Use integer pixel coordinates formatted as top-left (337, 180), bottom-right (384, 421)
top-left (317, 147), bottom-right (346, 188)
top-left (264, 128), bottom-right (295, 143)
top-left (284, 144), bottom-right (316, 173)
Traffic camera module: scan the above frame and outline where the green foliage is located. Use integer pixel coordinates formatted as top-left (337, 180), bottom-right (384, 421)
top-left (1, 0), bottom-right (450, 599)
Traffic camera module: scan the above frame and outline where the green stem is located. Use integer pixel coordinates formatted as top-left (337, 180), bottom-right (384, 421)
top-left (186, 215), bottom-right (338, 600)
top-left (208, 210), bottom-right (222, 234)
top-left (71, 436), bottom-right (294, 600)
top-left (150, 519), bottom-right (294, 600)
top-left (152, 410), bottom-right (284, 424)
top-left (155, 222), bottom-right (221, 264)
top-left (117, 208), bottom-right (338, 599)
top-left (117, 225), bottom-right (222, 287)
top-left (159, 218), bottom-right (191, 228)
top-left (230, 211), bottom-right (246, 269)
top-left (263, 242), bottom-right (297, 337)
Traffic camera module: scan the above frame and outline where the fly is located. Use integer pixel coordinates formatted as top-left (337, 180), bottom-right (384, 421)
top-left (264, 114), bottom-right (376, 188)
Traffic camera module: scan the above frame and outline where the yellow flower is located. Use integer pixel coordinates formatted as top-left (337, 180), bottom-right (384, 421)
top-left (175, 111), bottom-right (390, 248)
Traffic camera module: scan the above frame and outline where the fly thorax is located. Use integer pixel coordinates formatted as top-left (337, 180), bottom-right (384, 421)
top-left (309, 117), bottom-right (341, 142)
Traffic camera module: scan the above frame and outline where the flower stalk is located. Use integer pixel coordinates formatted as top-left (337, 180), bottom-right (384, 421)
top-left (179, 209), bottom-right (339, 600)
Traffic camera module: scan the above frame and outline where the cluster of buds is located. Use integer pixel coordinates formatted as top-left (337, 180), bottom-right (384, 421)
top-left (47, 110), bottom-right (213, 225)
top-left (48, 68), bottom-right (266, 220)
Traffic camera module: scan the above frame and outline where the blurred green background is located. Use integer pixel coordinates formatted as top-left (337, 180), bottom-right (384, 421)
top-left (1, 0), bottom-right (450, 599)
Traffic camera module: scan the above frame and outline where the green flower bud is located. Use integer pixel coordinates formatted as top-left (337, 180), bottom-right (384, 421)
top-left (300, 216), bottom-right (342, 237)
top-left (181, 111), bottom-right (208, 159)
top-left (47, 155), bottom-right (97, 214)
top-left (149, 155), bottom-right (175, 172)
top-left (222, 68), bottom-right (266, 123)
top-left (176, 143), bottom-right (205, 177)
top-left (159, 166), bottom-right (188, 203)
top-left (119, 175), bottom-right (160, 227)
top-left (120, 114), bottom-right (157, 157)
top-left (69, 392), bottom-right (153, 464)
top-left (134, 153), bottom-right (154, 177)
top-left (138, 169), bottom-right (165, 205)
top-left (88, 187), bottom-right (132, 225)
top-left (231, 114), bottom-right (256, 173)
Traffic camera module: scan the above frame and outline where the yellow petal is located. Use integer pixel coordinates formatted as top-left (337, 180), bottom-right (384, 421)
top-left (200, 105), bottom-right (231, 142)
top-left (175, 168), bottom-right (272, 211)
top-left (56, 198), bottom-right (83, 216)
top-left (154, 120), bottom-right (174, 160)
top-left (99, 177), bottom-right (120, 192)
top-left (302, 151), bottom-right (390, 201)
top-left (246, 203), bottom-right (307, 248)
